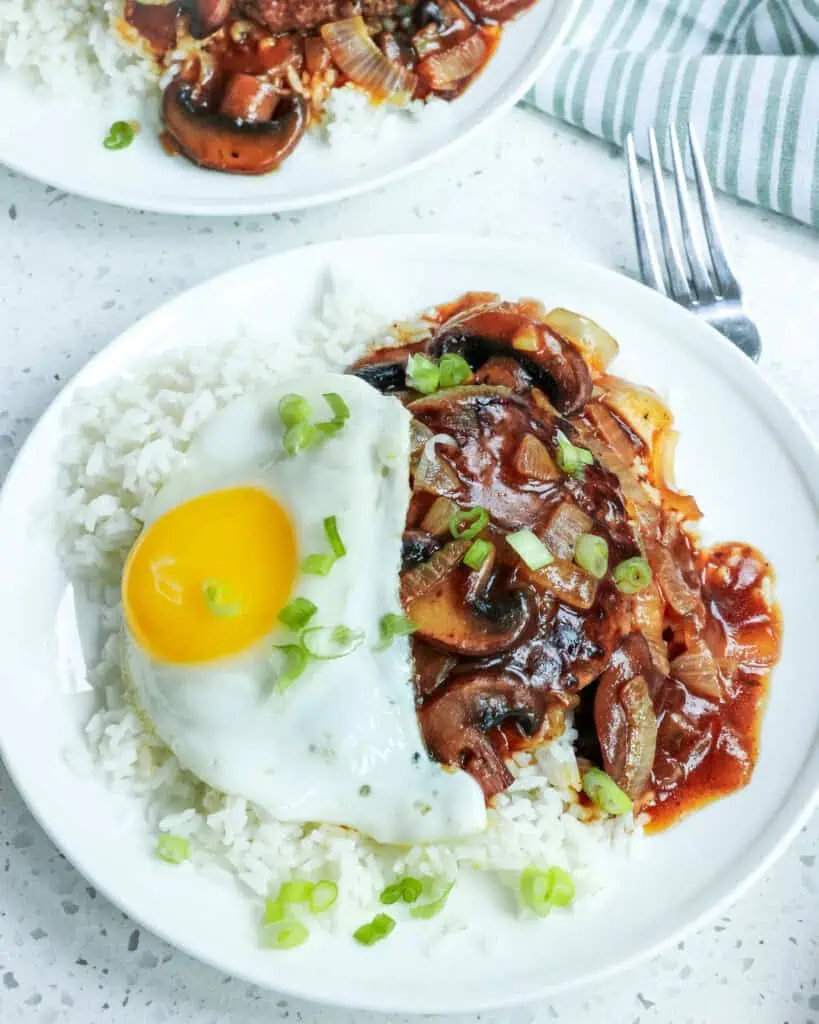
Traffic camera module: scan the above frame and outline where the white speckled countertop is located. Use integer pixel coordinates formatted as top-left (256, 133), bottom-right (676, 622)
top-left (1, 110), bottom-right (818, 1024)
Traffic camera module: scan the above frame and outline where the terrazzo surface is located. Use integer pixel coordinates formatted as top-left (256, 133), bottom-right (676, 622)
top-left (1, 108), bottom-right (818, 1023)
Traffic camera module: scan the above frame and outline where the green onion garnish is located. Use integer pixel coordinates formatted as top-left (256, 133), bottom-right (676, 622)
top-left (283, 421), bottom-right (319, 457)
top-left (274, 644), bottom-right (310, 688)
top-left (323, 392), bottom-right (350, 424)
top-left (613, 557), bottom-right (653, 594)
top-left (309, 880), bottom-right (338, 914)
top-left (406, 354), bottom-right (440, 395)
top-left (156, 833), bottom-right (189, 864)
top-left (301, 625), bottom-right (364, 660)
top-left (379, 876), bottom-right (423, 905)
top-left (409, 878), bottom-right (455, 920)
top-left (464, 538), bottom-right (493, 570)
top-left (277, 597), bottom-right (318, 631)
top-left (303, 516), bottom-right (346, 575)
top-left (574, 534), bottom-right (609, 579)
top-left (519, 866), bottom-right (575, 916)
top-left (438, 353), bottom-right (472, 389)
top-left (450, 506), bottom-right (489, 541)
top-left (582, 767), bottom-right (633, 815)
top-left (260, 919), bottom-right (309, 950)
top-left (279, 393), bottom-right (311, 428)
top-left (323, 515), bottom-right (346, 558)
top-left (555, 430), bottom-right (594, 477)
top-left (263, 896), bottom-right (287, 924)
top-left (506, 529), bottom-right (554, 571)
top-left (103, 120), bottom-right (137, 150)
top-left (376, 612), bottom-right (417, 651)
top-left (201, 579), bottom-right (242, 618)
top-left (302, 553), bottom-right (336, 576)
top-left (353, 913), bottom-right (396, 946)
top-left (279, 879), bottom-right (314, 904)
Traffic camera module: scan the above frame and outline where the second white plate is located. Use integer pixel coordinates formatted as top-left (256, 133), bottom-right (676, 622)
top-left (0, 2), bottom-right (575, 215)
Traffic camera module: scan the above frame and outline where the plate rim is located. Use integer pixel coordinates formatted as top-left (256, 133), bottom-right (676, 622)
top-left (2, 233), bottom-right (819, 1014)
top-left (0, 1), bottom-right (577, 216)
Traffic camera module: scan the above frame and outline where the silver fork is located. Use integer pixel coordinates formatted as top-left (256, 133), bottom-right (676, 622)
top-left (625, 124), bottom-right (762, 362)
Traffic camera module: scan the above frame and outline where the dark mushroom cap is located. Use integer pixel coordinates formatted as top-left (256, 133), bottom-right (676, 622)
top-left (419, 672), bottom-right (546, 798)
top-left (161, 81), bottom-right (308, 176)
top-left (186, 0), bottom-right (231, 38)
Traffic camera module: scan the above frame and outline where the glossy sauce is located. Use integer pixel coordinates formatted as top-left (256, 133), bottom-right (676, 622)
top-left (646, 544), bottom-right (781, 830)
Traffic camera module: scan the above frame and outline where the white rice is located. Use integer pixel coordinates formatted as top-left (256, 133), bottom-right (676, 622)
top-left (59, 286), bottom-right (641, 932)
top-left (0, 0), bottom-right (158, 99)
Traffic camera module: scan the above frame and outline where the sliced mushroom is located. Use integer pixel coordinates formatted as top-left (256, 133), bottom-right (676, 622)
top-left (419, 672), bottom-right (545, 798)
top-left (405, 565), bottom-right (532, 657)
top-left (186, 0), bottom-right (231, 38)
top-left (161, 81), bottom-right (307, 175)
top-left (593, 633), bottom-right (660, 800)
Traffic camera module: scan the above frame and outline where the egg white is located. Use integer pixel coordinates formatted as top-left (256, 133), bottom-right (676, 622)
top-left (124, 372), bottom-right (486, 844)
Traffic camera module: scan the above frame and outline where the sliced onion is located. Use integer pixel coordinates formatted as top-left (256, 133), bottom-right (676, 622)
top-left (421, 496), bottom-right (459, 536)
top-left (631, 583), bottom-right (670, 675)
top-left (603, 376), bottom-right (673, 445)
top-left (401, 539), bottom-right (470, 603)
top-left (544, 308), bottom-right (619, 371)
top-left (513, 434), bottom-right (560, 481)
top-left (584, 401), bottom-right (639, 470)
top-left (595, 672), bottom-right (657, 801)
top-left (646, 540), bottom-right (702, 618)
top-left (415, 432), bottom-right (459, 495)
top-left (671, 639), bottom-right (722, 701)
top-left (541, 501), bottom-right (593, 560)
top-left (520, 558), bottom-right (598, 611)
top-left (322, 17), bottom-right (418, 105)
top-left (652, 427), bottom-right (702, 522)
top-left (417, 32), bottom-right (488, 91)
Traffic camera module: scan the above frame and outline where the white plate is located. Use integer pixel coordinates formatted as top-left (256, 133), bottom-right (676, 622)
top-left (0, 3), bottom-right (575, 215)
top-left (1, 235), bottom-right (818, 1014)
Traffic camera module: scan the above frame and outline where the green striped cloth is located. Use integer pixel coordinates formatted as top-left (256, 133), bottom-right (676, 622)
top-left (526, 0), bottom-right (819, 227)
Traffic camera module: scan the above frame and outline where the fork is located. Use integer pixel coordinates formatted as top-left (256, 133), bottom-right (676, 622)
top-left (625, 124), bottom-right (762, 362)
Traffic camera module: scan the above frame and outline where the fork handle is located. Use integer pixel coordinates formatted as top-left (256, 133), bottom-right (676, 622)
top-left (705, 314), bottom-right (762, 362)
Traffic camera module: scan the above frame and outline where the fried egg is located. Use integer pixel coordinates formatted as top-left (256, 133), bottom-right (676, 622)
top-left (122, 372), bottom-right (486, 844)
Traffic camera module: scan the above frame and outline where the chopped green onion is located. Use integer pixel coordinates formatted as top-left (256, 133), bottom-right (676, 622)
top-left (613, 557), bottom-right (653, 594)
top-left (450, 506), bottom-right (489, 541)
top-left (277, 597), bottom-right (318, 631)
top-left (506, 529), bottom-right (554, 571)
top-left (574, 534), bottom-right (609, 579)
top-left (274, 644), bottom-right (310, 689)
top-left (406, 354), bottom-right (440, 395)
top-left (283, 421), bottom-right (320, 457)
top-left (354, 913), bottom-right (396, 946)
top-left (279, 393), bottom-right (311, 428)
top-left (302, 516), bottom-right (346, 575)
top-left (201, 579), bottom-right (242, 618)
top-left (375, 612), bottom-right (417, 651)
top-left (582, 767), bottom-right (633, 815)
top-left (156, 834), bottom-right (189, 864)
top-left (323, 515), bottom-right (346, 558)
top-left (309, 880), bottom-right (338, 914)
top-left (103, 120), bottom-right (137, 150)
top-left (302, 553), bottom-right (336, 576)
top-left (545, 866), bottom-right (575, 908)
top-left (464, 538), bottom-right (493, 571)
top-left (263, 896), bottom-right (287, 924)
top-left (279, 879), bottom-right (314, 904)
top-left (555, 430), bottom-right (594, 477)
top-left (322, 392), bottom-right (350, 424)
top-left (409, 878), bottom-right (455, 920)
top-left (301, 625), bottom-right (364, 660)
top-left (438, 353), bottom-right (472, 389)
top-left (260, 919), bottom-right (309, 950)
top-left (519, 866), bottom-right (575, 916)
top-left (379, 876), bottom-right (423, 905)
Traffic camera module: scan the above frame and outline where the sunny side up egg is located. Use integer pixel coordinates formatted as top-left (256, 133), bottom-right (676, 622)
top-left (121, 372), bottom-right (486, 845)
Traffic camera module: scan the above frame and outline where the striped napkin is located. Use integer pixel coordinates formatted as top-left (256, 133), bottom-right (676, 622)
top-left (526, 0), bottom-right (819, 227)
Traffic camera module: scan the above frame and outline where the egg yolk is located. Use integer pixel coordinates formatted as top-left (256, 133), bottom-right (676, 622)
top-left (123, 486), bottom-right (297, 664)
